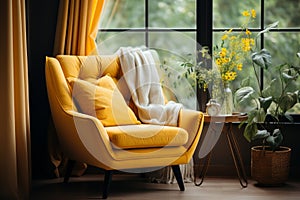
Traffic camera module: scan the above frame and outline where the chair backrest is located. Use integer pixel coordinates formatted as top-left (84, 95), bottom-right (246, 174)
top-left (46, 54), bottom-right (121, 110)
top-left (45, 54), bottom-right (130, 159)
top-left (46, 50), bottom-right (163, 114)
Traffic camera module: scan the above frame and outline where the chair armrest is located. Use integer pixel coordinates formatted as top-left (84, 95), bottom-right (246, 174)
top-left (63, 110), bottom-right (116, 168)
top-left (179, 109), bottom-right (204, 150)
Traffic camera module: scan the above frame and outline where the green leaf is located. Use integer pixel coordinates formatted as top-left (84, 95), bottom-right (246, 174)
top-left (244, 123), bottom-right (257, 142)
top-left (282, 72), bottom-right (294, 80)
top-left (234, 86), bottom-right (259, 113)
top-left (266, 136), bottom-right (275, 148)
top-left (273, 129), bottom-right (283, 141)
top-left (255, 107), bottom-right (266, 123)
top-left (253, 129), bottom-right (270, 140)
top-left (257, 21), bottom-right (279, 37)
top-left (266, 129), bottom-right (283, 151)
top-left (262, 78), bottom-right (282, 99)
top-left (247, 109), bottom-right (259, 122)
top-left (251, 49), bottom-right (272, 69)
top-left (286, 103), bottom-right (300, 115)
top-left (279, 92), bottom-right (298, 113)
top-left (282, 72), bottom-right (298, 81)
top-left (240, 77), bottom-right (250, 87)
top-left (258, 96), bottom-right (272, 112)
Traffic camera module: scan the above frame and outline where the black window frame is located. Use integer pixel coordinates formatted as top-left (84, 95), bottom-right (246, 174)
top-left (97, 0), bottom-right (300, 119)
top-left (98, 0), bottom-right (211, 110)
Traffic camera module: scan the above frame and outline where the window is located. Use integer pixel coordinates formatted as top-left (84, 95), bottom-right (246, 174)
top-left (213, 0), bottom-right (300, 94)
top-left (97, 0), bottom-right (200, 109)
top-left (97, 0), bottom-right (197, 55)
top-left (97, 0), bottom-right (300, 114)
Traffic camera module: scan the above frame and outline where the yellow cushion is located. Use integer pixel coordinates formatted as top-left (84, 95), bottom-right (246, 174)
top-left (95, 74), bottom-right (115, 90)
top-left (68, 75), bottom-right (141, 126)
top-left (77, 56), bottom-right (102, 83)
top-left (100, 56), bottom-right (121, 79)
top-left (105, 124), bottom-right (188, 149)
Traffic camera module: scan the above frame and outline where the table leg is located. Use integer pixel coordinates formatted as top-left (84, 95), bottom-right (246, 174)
top-left (194, 151), bottom-right (212, 186)
top-left (225, 124), bottom-right (248, 188)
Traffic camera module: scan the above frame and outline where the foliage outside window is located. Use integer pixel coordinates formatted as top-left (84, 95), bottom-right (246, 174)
top-left (213, 0), bottom-right (300, 115)
top-left (97, 0), bottom-right (300, 114)
top-left (180, 10), bottom-right (256, 100)
top-left (97, 0), bottom-right (196, 54)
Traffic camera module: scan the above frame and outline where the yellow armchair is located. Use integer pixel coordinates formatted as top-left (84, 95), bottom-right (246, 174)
top-left (45, 53), bottom-right (204, 198)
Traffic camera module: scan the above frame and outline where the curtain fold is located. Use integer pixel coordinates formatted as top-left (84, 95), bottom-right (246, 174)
top-left (50, 0), bottom-right (105, 177)
top-left (53, 0), bottom-right (105, 56)
top-left (0, 0), bottom-right (31, 199)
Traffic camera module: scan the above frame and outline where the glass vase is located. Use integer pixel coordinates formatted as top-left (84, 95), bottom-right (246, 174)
top-left (220, 82), bottom-right (234, 115)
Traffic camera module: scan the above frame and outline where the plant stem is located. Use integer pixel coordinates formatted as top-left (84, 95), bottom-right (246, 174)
top-left (252, 62), bottom-right (262, 96)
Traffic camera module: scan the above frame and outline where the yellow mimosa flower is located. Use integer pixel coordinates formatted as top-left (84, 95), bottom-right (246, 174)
top-left (246, 29), bottom-right (251, 35)
top-left (216, 58), bottom-right (221, 65)
top-left (226, 71), bottom-right (237, 81)
top-left (242, 10), bottom-right (250, 17)
top-left (237, 63), bottom-right (243, 71)
top-left (212, 9), bottom-right (256, 84)
top-left (242, 38), bottom-right (251, 51)
top-left (230, 36), bottom-right (237, 40)
top-left (221, 57), bottom-right (229, 64)
top-left (221, 34), bottom-right (228, 40)
top-left (251, 9), bottom-right (256, 18)
top-left (219, 48), bottom-right (227, 57)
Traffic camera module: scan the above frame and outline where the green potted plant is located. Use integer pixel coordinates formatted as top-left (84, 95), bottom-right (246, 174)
top-left (234, 22), bottom-right (300, 184)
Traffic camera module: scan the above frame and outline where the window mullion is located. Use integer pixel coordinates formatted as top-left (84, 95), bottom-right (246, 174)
top-left (145, 0), bottom-right (149, 47)
top-left (196, 0), bottom-right (212, 53)
top-left (196, 0), bottom-right (213, 111)
top-left (260, 0), bottom-right (265, 90)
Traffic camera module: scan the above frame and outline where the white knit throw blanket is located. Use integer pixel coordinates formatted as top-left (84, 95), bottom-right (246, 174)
top-left (117, 47), bottom-right (182, 126)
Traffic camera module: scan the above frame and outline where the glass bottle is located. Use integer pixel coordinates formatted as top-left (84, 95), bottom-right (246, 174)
top-left (220, 81), bottom-right (233, 115)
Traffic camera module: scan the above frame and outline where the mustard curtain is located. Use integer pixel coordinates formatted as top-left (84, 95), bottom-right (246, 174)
top-left (53, 0), bottom-right (105, 56)
top-left (0, 0), bottom-right (31, 199)
top-left (50, 0), bottom-right (105, 177)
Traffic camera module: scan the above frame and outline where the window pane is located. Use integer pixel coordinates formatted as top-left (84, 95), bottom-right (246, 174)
top-left (149, 32), bottom-right (196, 54)
top-left (213, 0), bottom-right (261, 28)
top-left (96, 32), bottom-right (145, 54)
top-left (99, 0), bottom-right (145, 29)
top-left (264, 32), bottom-right (300, 114)
top-left (264, 32), bottom-right (300, 85)
top-left (149, 0), bottom-right (196, 28)
top-left (149, 32), bottom-right (197, 109)
top-left (265, 0), bottom-right (300, 28)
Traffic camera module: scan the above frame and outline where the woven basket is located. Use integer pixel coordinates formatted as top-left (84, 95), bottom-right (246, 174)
top-left (251, 146), bottom-right (291, 185)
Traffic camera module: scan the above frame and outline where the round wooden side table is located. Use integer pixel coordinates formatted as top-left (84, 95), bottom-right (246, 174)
top-left (193, 113), bottom-right (248, 188)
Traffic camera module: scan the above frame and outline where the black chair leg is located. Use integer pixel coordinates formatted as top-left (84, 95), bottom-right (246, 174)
top-left (172, 165), bottom-right (185, 191)
top-left (102, 170), bottom-right (113, 199)
top-left (64, 159), bottom-right (76, 183)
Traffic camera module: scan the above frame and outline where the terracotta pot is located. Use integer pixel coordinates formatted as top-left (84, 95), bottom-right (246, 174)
top-left (251, 146), bottom-right (291, 185)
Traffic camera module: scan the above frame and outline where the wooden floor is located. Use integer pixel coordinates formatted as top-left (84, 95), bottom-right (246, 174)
top-left (30, 174), bottom-right (300, 200)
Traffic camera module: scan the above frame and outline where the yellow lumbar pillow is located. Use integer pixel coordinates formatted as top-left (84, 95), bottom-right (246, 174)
top-left (68, 75), bottom-right (141, 126)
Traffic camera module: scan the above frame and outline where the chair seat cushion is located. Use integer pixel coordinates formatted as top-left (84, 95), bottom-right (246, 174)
top-left (105, 124), bottom-right (188, 149)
